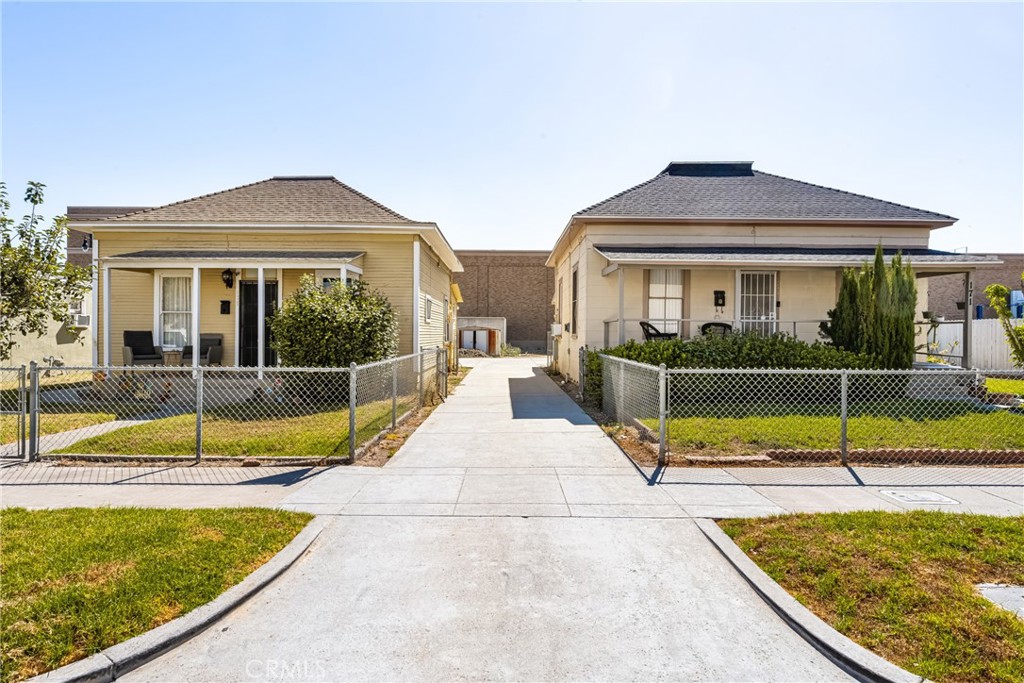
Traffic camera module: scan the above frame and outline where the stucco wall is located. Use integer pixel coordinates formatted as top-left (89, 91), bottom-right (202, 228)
top-left (6, 320), bottom-right (92, 367)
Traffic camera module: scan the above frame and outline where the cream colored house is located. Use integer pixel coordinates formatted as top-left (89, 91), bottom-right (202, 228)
top-left (547, 162), bottom-right (999, 379)
top-left (68, 176), bottom-right (462, 368)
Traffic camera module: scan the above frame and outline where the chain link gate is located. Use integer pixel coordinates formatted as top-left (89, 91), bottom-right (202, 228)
top-left (0, 366), bottom-right (27, 460)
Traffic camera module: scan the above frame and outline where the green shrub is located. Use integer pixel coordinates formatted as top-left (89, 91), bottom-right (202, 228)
top-left (985, 277), bottom-right (1024, 368)
top-left (604, 333), bottom-right (879, 370)
top-left (499, 343), bottom-right (523, 357)
top-left (270, 275), bottom-right (398, 367)
top-left (583, 333), bottom-right (881, 406)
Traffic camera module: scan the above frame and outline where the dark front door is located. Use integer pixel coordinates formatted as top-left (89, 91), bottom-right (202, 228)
top-left (239, 281), bottom-right (278, 367)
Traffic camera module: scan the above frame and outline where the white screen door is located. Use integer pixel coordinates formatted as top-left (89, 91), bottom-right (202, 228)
top-left (739, 271), bottom-right (777, 335)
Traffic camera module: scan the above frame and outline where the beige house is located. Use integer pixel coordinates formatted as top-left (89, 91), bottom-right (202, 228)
top-left (68, 176), bottom-right (462, 368)
top-left (547, 161), bottom-right (999, 379)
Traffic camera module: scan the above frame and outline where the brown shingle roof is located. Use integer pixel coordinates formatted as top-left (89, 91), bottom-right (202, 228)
top-left (92, 176), bottom-right (417, 225)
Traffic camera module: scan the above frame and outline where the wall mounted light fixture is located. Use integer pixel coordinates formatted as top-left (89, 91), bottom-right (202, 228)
top-left (221, 269), bottom-right (235, 289)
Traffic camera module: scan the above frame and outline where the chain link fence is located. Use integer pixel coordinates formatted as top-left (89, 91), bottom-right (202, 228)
top-left (4, 348), bottom-right (447, 462)
top-left (1, 366), bottom-right (27, 459)
top-left (596, 351), bottom-right (1024, 467)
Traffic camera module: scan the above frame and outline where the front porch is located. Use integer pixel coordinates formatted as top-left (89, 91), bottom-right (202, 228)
top-left (593, 245), bottom-right (997, 367)
top-left (95, 250), bottom-right (365, 368)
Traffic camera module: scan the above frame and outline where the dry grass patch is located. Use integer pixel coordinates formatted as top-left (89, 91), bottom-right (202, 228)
top-left (721, 511), bottom-right (1024, 683)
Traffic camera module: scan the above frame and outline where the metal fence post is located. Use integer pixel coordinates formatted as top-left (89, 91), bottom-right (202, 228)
top-left (195, 367), bottom-right (203, 461)
top-left (578, 347), bottom-right (586, 396)
top-left (417, 352), bottom-right (424, 409)
top-left (349, 362), bottom-right (358, 459)
top-left (28, 361), bottom-right (39, 461)
top-left (658, 363), bottom-right (667, 467)
top-left (840, 370), bottom-right (849, 466)
top-left (617, 357), bottom-right (625, 421)
top-left (18, 365), bottom-right (27, 460)
top-left (391, 359), bottom-right (398, 429)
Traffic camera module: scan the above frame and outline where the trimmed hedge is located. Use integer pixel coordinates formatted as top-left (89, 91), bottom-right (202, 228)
top-left (584, 333), bottom-right (883, 407)
top-left (607, 333), bottom-right (879, 369)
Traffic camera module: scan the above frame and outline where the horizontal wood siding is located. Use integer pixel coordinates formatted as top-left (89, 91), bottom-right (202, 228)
top-left (418, 240), bottom-right (453, 351)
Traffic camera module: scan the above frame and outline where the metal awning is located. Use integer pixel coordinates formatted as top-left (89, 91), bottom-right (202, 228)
top-left (594, 245), bottom-right (1000, 271)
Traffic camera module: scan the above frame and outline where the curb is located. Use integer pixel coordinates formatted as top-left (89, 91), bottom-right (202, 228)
top-left (694, 518), bottom-right (928, 683)
top-left (29, 518), bottom-right (327, 683)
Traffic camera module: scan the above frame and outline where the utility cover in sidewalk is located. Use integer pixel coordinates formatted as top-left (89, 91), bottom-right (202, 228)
top-left (879, 490), bottom-right (960, 505)
top-left (977, 584), bottom-right (1024, 619)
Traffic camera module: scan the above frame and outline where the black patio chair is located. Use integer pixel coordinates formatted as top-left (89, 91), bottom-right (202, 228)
top-left (700, 322), bottom-right (733, 337)
top-left (182, 334), bottom-right (224, 366)
top-left (122, 331), bottom-right (164, 366)
top-left (639, 321), bottom-right (677, 342)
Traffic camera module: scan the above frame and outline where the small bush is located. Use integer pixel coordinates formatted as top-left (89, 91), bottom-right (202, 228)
top-left (270, 275), bottom-right (398, 367)
top-left (499, 343), bottom-right (523, 357)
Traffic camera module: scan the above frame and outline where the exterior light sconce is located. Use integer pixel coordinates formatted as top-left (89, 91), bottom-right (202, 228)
top-left (221, 269), bottom-right (235, 289)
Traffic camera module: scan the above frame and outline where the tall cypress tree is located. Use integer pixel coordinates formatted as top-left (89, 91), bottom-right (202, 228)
top-left (822, 244), bottom-right (917, 368)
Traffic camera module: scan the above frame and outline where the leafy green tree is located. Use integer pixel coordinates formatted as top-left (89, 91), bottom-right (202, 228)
top-left (985, 276), bottom-right (1024, 368)
top-left (269, 274), bottom-right (398, 367)
top-left (820, 244), bottom-right (917, 369)
top-left (0, 182), bottom-right (91, 361)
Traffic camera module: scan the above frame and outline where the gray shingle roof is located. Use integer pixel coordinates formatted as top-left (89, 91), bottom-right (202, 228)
top-left (90, 177), bottom-right (417, 225)
top-left (578, 162), bottom-right (956, 223)
top-left (594, 245), bottom-right (997, 265)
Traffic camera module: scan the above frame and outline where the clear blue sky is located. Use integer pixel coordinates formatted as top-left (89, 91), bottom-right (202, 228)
top-left (2, 2), bottom-right (1021, 253)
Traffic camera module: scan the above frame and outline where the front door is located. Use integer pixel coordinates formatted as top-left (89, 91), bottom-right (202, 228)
top-left (739, 271), bottom-right (777, 335)
top-left (239, 281), bottom-right (278, 367)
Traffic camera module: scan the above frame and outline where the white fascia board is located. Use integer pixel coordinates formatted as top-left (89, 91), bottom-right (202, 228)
top-left (599, 256), bottom-right (999, 269)
top-left (72, 221), bottom-right (465, 273)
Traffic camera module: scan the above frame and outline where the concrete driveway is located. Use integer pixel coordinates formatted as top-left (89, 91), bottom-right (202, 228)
top-left (124, 515), bottom-right (852, 682)
top-left (124, 358), bottom-right (853, 681)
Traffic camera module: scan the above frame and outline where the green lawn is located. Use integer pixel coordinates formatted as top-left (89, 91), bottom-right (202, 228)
top-left (0, 507), bottom-right (312, 683)
top-left (721, 512), bottom-right (1024, 683)
top-left (1, 403), bottom-right (159, 445)
top-left (649, 400), bottom-right (1024, 454)
top-left (57, 398), bottom-right (414, 457)
top-left (988, 377), bottom-right (1024, 397)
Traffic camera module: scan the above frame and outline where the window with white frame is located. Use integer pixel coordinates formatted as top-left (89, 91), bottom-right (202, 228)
top-left (425, 297), bottom-right (433, 322)
top-left (315, 268), bottom-right (361, 290)
top-left (159, 275), bottom-right (192, 348)
top-left (647, 268), bottom-right (683, 334)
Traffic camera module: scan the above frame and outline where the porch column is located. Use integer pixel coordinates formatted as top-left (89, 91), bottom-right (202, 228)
top-left (276, 269), bottom-right (283, 367)
top-left (340, 264), bottom-right (348, 287)
top-left (191, 266), bottom-right (200, 369)
top-left (962, 270), bottom-right (973, 368)
top-left (102, 265), bottom-right (111, 366)
top-left (257, 266), bottom-right (265, 371)
top-left (617, 267), bottom-right (625, 345)
top-left (91, 239), bottom-right (99, 366)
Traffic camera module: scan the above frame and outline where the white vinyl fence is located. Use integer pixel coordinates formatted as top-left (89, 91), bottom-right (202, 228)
top-left (930, 319), bottom-right (1023, 370)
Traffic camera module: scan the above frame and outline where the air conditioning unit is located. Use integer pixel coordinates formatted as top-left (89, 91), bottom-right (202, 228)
top-left (550, 323), bottom-right (563, 336)
top-left (72, 314), bottom-right (91, 328)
